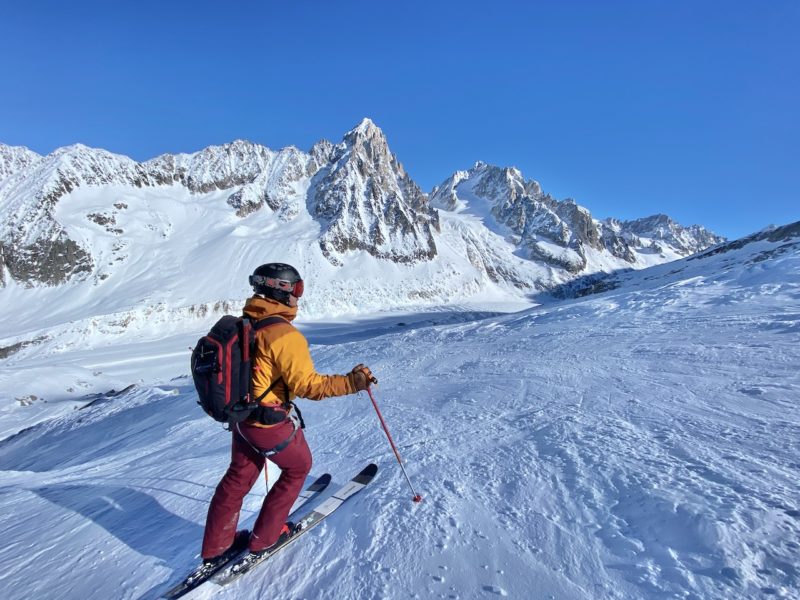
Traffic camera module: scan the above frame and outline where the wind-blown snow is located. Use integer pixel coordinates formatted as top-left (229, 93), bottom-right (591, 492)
top-left (0, 225), bottom-right (797, 599)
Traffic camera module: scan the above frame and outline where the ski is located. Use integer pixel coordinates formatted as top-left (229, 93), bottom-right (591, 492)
top-left (162, 472), bottom-right (331, 599)
top-left (293, 472), bottom-right (332, 509)
top-left (202, 463), bottom-right (378, 592)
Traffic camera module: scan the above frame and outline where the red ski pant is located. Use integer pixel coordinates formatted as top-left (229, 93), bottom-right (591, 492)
top-left (201, 420), bottom-right (312, 558)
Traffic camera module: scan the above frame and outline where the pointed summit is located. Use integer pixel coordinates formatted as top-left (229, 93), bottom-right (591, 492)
top-left (336, 117), bottom-right (396, 178)
top-left (350, 117), bottom-right (380, 134)
top-left (309, 118), bottom-right (438, 266)
top-left (343, 117), bottom-right (388, 147)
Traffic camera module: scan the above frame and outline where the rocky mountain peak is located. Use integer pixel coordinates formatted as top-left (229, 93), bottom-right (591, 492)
top-left (339, 117), bottom-right (393, 170)
top-left (144, 139), bottom-right (275, 194)
top-left (310, 120), bottom-right (439, 266)
top-left (0, 120), bottom-right (725, 293)
top-left (472, 163), bottom-right (527, 203)
top-left (471, 162), bottom-right (544, 201)
top-left (346, 117), bottom-right (383, 140)
top-left (0, 144), bottom-right (42, 185)
top-left (433, 162), bottom-right (724, 274)
top-left (429, 170), bottom-right (470, 210)
top-left (620, 214), bottom-right (725, 255)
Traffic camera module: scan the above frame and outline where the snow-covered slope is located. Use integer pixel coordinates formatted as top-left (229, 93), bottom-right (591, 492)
top-left (0, 221), bottom-right (797, 600)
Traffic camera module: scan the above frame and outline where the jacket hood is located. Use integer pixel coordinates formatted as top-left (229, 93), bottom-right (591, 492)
top-left (243, 295), bottom-right (298, 322)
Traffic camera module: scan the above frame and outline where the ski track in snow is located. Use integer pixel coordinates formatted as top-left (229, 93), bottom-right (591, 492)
top-left (0, 239), bottom-right (799, 599)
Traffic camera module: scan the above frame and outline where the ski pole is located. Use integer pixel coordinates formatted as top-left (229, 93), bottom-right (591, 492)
top-left (366, 386), bottom-right (423, 503)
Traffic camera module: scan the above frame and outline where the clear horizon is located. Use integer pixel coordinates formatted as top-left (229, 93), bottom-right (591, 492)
top-left (1, 1), bottom-right (797, 240)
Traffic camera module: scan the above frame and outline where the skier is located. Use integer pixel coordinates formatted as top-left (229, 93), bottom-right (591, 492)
top-left (200, 262), bottom-right (375, 568)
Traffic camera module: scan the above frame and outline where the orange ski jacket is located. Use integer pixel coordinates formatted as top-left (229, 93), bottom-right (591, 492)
top-left (242, 296), bottom-right (355, 427)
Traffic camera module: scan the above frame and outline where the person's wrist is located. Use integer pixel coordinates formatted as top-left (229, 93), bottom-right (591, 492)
top-left (347, 372), bottom-right (359, 392)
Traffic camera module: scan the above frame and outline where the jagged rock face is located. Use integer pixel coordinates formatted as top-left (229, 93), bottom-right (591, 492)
top-left (144, 139), bottom-right (274, 193)
top-left (309, 139), bottom-right (335, 174)
top-left (552, 201), bottom-right (601, 250)
top-left (433, 163), bottom-right (594, 272)
top-left (598, 220), bottom-right (637, 263)
top-left (4, 231), bottom-right (93, 285)
top-left (144, 140), bottom-right (309, 219)
top-left (621, 214), bottom-right (726, 255)
top-left (310, 119), bottom-right (439, 266)
top-left (0, 121), bottom-right (724, 291)
top-left (223, 146), bottom-right (313, 218)
top-left (0, 122), bottom-right (440, 287)
top-left (432, 162), bottom-right (724, 274)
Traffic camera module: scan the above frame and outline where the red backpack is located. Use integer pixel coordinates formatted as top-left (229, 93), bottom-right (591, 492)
top-left (191, 315), bottom-right (286, 424)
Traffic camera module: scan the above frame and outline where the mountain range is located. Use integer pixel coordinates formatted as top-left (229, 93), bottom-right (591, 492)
top-left (0, 118), bottom-right (733, 370)
top-left (0, 118), bottom-right (723, 292)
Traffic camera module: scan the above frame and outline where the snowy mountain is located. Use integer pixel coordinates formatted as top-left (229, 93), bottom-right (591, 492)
top-left (0, 119), bottom-right (727, 380)
top-left (0, 143), bottom-right (41, 182)
top-left (0, 119), bottom-right (440, 289)
top-left (430, 161), bottom-right (725, 273)
top-left (1, 119), bottom-right (720, 294)
top-left (0, 217), bottom-right (797, 600)
top-left (617, 213), bottom-right (724, 256)
top-left (552, 221), bottom-right (800, 300)
top-left (309, 118), bottom-right (439, 266)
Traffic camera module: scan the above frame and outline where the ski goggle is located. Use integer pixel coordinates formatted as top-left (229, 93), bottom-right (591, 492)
top-left (250, 275), bottom-right (304, 298)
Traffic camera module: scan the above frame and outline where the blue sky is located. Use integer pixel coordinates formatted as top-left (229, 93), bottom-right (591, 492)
top-left (1, 1), bottom-right (797, 239)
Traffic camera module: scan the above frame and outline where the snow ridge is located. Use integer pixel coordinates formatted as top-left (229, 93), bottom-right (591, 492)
top-left (0, 144), bottom-right (41, 184)
top-left (430, 161), bottom-right (725, 273)
top-left (0, 120), bottom-right (722, 292)
top-left (0, 120), bottom-right (727, 352)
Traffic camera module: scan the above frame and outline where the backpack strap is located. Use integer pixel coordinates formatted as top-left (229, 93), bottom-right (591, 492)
top-left (248, 315), bottom-right (290, 400)
top-left (251, 315), bottom-right (291, 330)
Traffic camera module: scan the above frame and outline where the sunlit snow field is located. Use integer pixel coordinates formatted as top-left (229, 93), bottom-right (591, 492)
top-left (0, 233), bottom-right (798, 599)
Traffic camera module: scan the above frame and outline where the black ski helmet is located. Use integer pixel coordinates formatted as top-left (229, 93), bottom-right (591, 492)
top-left (249, 263), bottom-right (304, 306)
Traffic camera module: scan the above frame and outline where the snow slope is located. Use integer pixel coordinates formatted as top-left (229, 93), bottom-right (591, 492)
top-left (0, 225), bottom-right (798, 599)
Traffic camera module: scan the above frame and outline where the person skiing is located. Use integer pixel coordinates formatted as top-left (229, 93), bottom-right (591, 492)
top-left (200, 262), bottom-right (375, 567)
